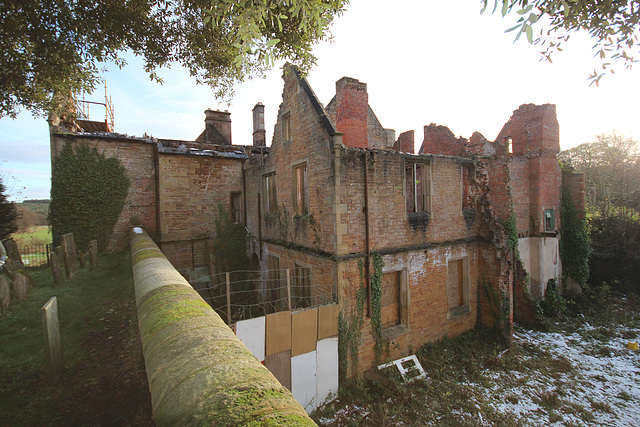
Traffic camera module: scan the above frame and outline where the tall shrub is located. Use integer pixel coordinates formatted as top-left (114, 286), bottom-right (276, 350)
top-left (559, 186), bottom-right (591, 288)
top-left (49, 143), bottom-right (129, 251)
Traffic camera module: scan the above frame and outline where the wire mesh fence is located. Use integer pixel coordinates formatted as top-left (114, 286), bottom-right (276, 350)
top-left (186, 268), bottom-right (336, 324)
top-left (17, 244), bottom-right (50, 267)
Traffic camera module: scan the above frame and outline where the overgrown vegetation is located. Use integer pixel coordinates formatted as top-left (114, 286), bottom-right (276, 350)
top-left (0, 177), bottom-right (18, 241)
top-left (0, 252), bottom-right (151, 424)
top-left (370, 252), bottom-right (386, 364)
top-left (559, 183), bottom-right (591, 289)
top-left (49, 143), bottom-right (129, 251)
top-left (338, 261), bottom-right (367, 384)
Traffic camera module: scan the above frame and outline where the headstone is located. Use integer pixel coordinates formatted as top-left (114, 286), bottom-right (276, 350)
top-left (61, 233), bottom-right (78, 278)
top-left (50, 252), bottom-right (63, 284)
top-left (0, 275), bottom-right (10, 315)
top-left (89, 240), bottom-right (98, 271)
top-left (42, 297), bottom-right (64, 383)
top-left (11, 272), bottom-right (28, 301)
top-left (3, 240), bottom-right (23, 267)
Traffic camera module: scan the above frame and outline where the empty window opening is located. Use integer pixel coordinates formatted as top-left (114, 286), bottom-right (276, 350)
top-left (293, 263), bottom-right (311, 309)
top-left (231, 192), bottom-right (242, 223)
top-left (266, 255), bottom-right (283, 313)
top-left (447, 258), bottom-right (469, 313)
top-left (263, 173), bottom-right (278, 215)
top-left (462, 166), bottom-right (473, 210)
top-left (405, 162), bottom-right (431, 214)
top-left (544, 209), bottom-right (555, 231)
top-left (293, 163), bottom-right (308, 215)
top-left (505, 137), bottom-right (513, 154)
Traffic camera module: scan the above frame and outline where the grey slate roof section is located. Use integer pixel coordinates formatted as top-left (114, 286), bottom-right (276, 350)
top-left (290, 67), bottom-right (338, 136)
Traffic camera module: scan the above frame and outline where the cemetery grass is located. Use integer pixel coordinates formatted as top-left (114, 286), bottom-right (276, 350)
top-left (11, 225), bottom-right (52, 245)
top-left (0, 251), bottom-right (152, 425)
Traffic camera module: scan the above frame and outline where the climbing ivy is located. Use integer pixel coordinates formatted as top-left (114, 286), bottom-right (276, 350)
top-left (370, 252), bottom-right (386, 364)
top-left (212, 203), bottom-right (250, 273)
top-left (559, 185), bottom-right (591, 288)
top-left (500, 210), bottom-right (519, 256)
top-left (338, 260), bottom-right (367, 383)
top-left (480, 279), bottom-right (512, 344)
top-left (49, 143), bottom-right (129, 251)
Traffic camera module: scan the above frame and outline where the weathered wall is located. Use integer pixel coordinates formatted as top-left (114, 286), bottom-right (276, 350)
top-left (518, 236), bottom-right (561, 298)
top-left (50, 132), bottom-right (157, 252)
top-left (130, 228), bottom-right (314, 426)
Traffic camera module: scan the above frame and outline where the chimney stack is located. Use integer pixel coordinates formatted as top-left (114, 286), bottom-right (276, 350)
top-left (204, 109), bottom-right (232, 145)
top-left (252, 103), bottom-right (266, 147)
top-left (334, 77), bottom-right (368, 149)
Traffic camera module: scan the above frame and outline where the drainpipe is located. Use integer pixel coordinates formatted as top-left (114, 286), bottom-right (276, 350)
top-left (364, 152), bottom-right (371, 315)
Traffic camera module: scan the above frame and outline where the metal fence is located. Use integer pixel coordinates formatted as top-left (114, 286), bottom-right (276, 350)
top-left (17, 243), bottom-right (50, 267)
top-left (186, 268), bottom-right (336, 324)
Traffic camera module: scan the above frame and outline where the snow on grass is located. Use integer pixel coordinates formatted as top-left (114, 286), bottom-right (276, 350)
top-left (484, 323), bottom-right (640, 426)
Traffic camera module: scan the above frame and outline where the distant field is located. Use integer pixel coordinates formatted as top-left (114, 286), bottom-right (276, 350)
top-left (11, 225), bottom-right (52, 245)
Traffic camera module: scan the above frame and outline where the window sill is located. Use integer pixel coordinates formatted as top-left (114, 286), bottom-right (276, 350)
top-left (448, 305), bottom-right (470, 319)
top-left (383, 324), bottom-right (409, 341)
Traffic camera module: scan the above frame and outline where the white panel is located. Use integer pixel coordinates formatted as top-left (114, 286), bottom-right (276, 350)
top-left (291, 351), bottom-right (317, 413)
top-left (235, 316), bottom-right (266, 361)
top-left (316, 337), bottom-right (339, 407)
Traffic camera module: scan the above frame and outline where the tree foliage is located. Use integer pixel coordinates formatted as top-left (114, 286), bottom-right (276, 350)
top-left (49, 144), bottom-right (129, 251)
top-left (0, 0), bottom-right (347, 119)
top-left (0, 178), bottom-right (19, 241)
top-left (559, 132), bottom-right (640, 215)
top-left (482, 0), bottom-right (640, 84)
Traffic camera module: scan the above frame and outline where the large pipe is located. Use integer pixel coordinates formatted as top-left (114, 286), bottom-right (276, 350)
top-left (130, 227), bottom-right (315, 426)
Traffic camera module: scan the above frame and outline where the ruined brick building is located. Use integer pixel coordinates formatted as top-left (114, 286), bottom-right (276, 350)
top-left (49, 65), bottom-right (583, 382)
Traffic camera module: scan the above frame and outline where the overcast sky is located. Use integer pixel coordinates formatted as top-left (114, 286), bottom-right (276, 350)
top-left (1, 0), bottom-right (639, 201)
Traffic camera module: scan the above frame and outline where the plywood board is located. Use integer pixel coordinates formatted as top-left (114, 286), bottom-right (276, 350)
top-left (291, 309), bottom-right (317, 357)
top-left (317, 304), bottom-right (339, 339)
top-left (291, 351), bottom-right (317, 413)
top-left (265, 350), bottom-right (291, 391)
top-left (235, 317), bottom-right (265, 362)
top-left (316, 337), bottom-right (339, 407)
top-left (265, 311), bottom-right (291, 356)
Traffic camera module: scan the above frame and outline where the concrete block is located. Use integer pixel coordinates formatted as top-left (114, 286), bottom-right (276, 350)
top-left (291, 351), bottom-right (317, 413)
top-left (316, 337), bottom-right (339, 407)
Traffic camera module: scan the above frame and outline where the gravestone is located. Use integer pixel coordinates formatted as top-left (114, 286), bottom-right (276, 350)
top-left (61, 234), bottom-right (78, 279)
top-left (50, 252), bottom-right (63, 284)
top-left (0, 275), bottom-right (9, 315)
top-left (3, 239), bottom-right (23, 267)
top-left (89, 240), bottom-right (98, 271)
top-left (42, 297), bottom-right (64, 383)
top-left (11, 272), bottom-right (28, 301)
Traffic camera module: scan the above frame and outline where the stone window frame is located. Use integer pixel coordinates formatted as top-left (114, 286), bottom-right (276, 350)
top-left (381, 267), bottom-right (410, 340)
top-left (263, 172), bottom-right (278, 215)
top-left (404, 160), bottom-right (432, 215)
top-left (230, 191), bottom-right (243, 224)
top-left (292, 261), bottom-right (312, 310)
top-left (292, 161), bottom-right (308, 216)
top-left (544, 209), bottom-right (556, 232)
top-left (446, 256), bottom-right (470, 318)
top-left (282, 111), bottom-right (292, 143)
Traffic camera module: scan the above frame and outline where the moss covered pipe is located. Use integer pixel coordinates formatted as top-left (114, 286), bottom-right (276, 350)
top-left (130, 227), bottom-right (315, 426)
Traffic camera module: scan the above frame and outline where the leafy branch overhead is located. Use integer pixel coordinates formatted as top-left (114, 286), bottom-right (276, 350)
top-left (0, 0), bottom-right (347, 118)
top-left (482, 0), bottom-right (640, 84)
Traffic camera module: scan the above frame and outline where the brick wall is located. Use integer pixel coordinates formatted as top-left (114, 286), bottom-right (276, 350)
top-left (563, 171), bottom-right (586, 218)
top-left (50, 133), bottom-right (157, 252)
top-left (419, 124), bottom-right (467, 157)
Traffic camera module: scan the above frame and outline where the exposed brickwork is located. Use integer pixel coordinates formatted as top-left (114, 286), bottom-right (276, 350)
top-left (393, 130), bottom-right (414, 153)
top-left (563, 172), bottom-right (587, 218)
top-left (419, 124), bottom-right (467, 157)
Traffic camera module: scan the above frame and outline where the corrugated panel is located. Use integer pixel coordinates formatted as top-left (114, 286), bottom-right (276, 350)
top-left (291, 351), bottom-right (317, 413)
top-left (316, 337), bottom-right (339, 407)
top-left (317, 304), bottom-right (339, 339)
top-left (291, 308), bottom-right (318, 357)
top-left (235, 317), bottom-right (266, 361)
top-left (266, 311), bottom-right (291, 356)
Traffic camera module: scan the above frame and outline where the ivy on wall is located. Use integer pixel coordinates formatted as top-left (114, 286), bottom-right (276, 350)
top-left (49, 143), bottom-right (129, 251)
top-left (559, 185), bottom-right (591, 288)
top-left (370, 252), bottom-right (386, 364)
top-left (338, 260), bottom-right (367, 383)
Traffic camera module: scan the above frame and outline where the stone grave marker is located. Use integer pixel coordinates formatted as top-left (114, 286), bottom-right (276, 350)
top-left (3, 239), bottom-right (23, 267)
top-left (42, 297), bottom-right (64, 383)
top-left (0, 275), bottom-right (9, 315)
top-left (11, 271), bottom-right (28, 301)
top-left (61, 233), bottom-right (78, 278)
top-left (50, 252), bottom-right (63, 284)
top-left (89, 240), bottom-right (98, 271)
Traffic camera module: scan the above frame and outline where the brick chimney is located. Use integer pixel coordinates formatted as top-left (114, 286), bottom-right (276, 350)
top-left (204, 109), bottom-right (232, 145)
top-left (252, 103), bottom-right (266, 147)
top-left (334, 77), bottom-right (368, 148)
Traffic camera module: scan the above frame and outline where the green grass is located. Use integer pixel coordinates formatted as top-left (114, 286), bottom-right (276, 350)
top-left (11, 225), bottom-right (52, 246)
top-left (0, 251), bottom-right (137, 424)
